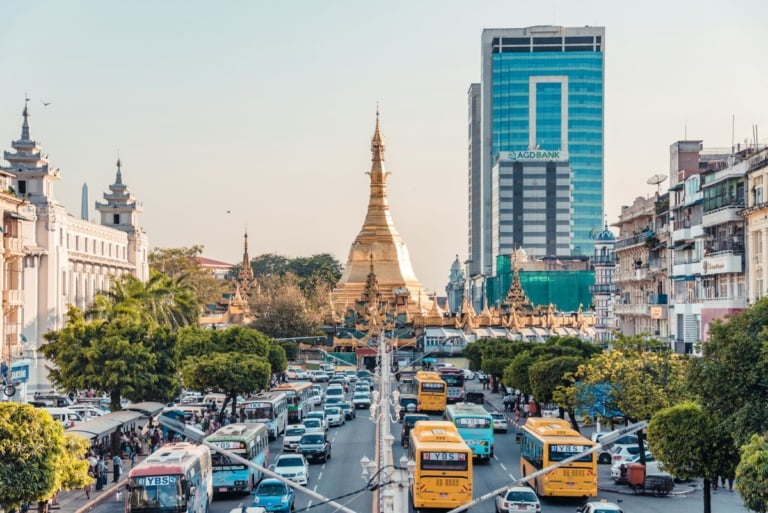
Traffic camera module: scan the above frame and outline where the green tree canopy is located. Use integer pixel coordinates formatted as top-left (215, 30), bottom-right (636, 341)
top-left (688, 298), bottom-right (768, 446)
top-left (250, 274), bottom-right (324, 338)
top-left (647, 402), bottom-right (737, 513)
top-left (0, 404), bottom-right (90, 511)
top-left (149, 245), bottom-right (230, 305)
top-left (736, 432), bottom-right (768, 513)
top-left (278, 340), bottom-right (299, 361)
top-left (182, 352), bottom-right (271, 417)
top-left (268, 344), bottom-right (288, 375)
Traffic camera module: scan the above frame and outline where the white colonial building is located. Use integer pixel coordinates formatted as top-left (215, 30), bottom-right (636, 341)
top-left (0, 100), bottom-right (148, 394)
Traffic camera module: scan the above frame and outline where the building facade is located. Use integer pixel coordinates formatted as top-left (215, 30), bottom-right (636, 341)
top-left (590, 224), bottom-right (617, 343)
top-left (490, 150), bottom-right (571, 268)
top-left (742, 149), bottom-right (768, 304)
top-left (470, 26), bottom-right (605, 276)
top-left (0, 101), bottom-right (148, 392)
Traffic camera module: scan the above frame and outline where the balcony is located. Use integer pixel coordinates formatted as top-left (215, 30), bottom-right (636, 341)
top-left (649, 294), bottom-right (668, 305)
top-left (648, 257), bottom-right (667, 272)
top-left (614, 303), bottom-right (649, 316)
top-left (673, 260), bottom-right (702, 277)
top-left (672, 223), bottom-right (704, 242)
top-left (3, 289), bottom-right (23, 307)
top-left (703, 203), bottom-right (745, 227)
top-left (702, 252), bottom-right (743, 275)
top-left (704, 237), bottom-right (744, 255)
top-left (615, 232), bottom-right (651, 250)
top-left (592, 254), bottom-right (617, 265)
top-left (4, 236), bottom-right (23, 256)
top-left (590, 284), bottom-right (619, 294)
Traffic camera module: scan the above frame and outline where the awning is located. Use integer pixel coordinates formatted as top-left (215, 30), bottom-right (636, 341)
top-left (674, 241), bottom-right (694, 250)
top-left (123, 402), bottom-right (165, 418)
top-left (355, 347), bottom-right (377, 357)
top-left (5, 212), bottom-right (34, 221)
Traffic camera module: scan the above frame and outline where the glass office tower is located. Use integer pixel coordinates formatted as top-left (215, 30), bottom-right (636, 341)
top-left (470, 26), bottom-right (605, 275)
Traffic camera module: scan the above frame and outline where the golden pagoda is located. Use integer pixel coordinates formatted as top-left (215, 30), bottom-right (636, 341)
top-left (331, 109), bottom-right (432, 316)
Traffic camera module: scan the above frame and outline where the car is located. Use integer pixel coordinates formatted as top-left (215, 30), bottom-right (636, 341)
top-left (305, 411), bottom-right (329, 431)
top-left (490, 412), bottom-right (509, 433)
top-left (328, 377), bottom-right (348, 392)
top-left (282, 424), bottom-right (307, 452)
top-left (462, 369), bottom-right (476, 380)
top-left (324, 406), bottom-right (345, 427)
top-left (69, 404), bottom-right (106, 421)
top-left (324, 396), bottom-right (343, 407)
top-left (230, 507), bottom-right (266, 513)
top-left (325, 387), bottom-right (345, 401)
top-left (302, 418), bottom-right (325, 434)
top-left (356, 369), bottom-right (372, 380)
top-left (250, 478), bottom-right (293, 513)
top-left (401, 413), bottom-right (430, 447)
top-left (339, 400), bottom-right (356, 420)
top-left (285, 367), bottom-right (306, 380)
top-left (312, 384), bottom-right (324, 400)
top-left (320, 364), bottom-right (334, 374)
top-left (610, 452), bottom-right (657, 483)
top-left (592, 433), bottom-right (641, 464)
top-left (298, 432), bottom-right (332, 463)
top-left (270, 454), bottom-right (309, 485)
top-left (352, 392), bottom-right (371, 409)
top-left (576, 499), bottom-right (624, 513)
top-left (354, 384), bottom-right (370, 394)
top-left (344, 370), bottom-right (358, 383)
top-left (332, 372), bottom-right (350, 384)
top-left (610, 443), bottom-right (649, 466)
top-left (359, 378), bottom-right (373, 391)
top-left (309, 370), bottom-right (329, 382)
top-left (494, 485), bottom-right (540, 513)
top-left (311, 389), bottom-right (322, 406)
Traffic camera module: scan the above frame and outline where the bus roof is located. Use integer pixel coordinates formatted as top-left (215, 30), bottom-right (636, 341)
top-left (446, 403), bottom-right (492, 417)
top-left (522, 418), bottom-right (585, 439)
top-left (271, 382), bottom-right (313, 392)
top-left (206, 423), bottom-right (266, 441)
top-left (410, 420), bottom-right (463, 443)
top-left (129, 443), bottom-right (209, 477)
top-left (415, 371), bottom-right (444, 382)
top-left (245, 391), bottom-right (287, 403)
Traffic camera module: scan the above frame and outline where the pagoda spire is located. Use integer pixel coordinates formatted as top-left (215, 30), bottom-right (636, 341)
top-left (238, 229), bottom-right (254, 287)
top-left (115, 157), bottom-right (123, 185)
top-left (21, 95), bottom-right (31, 140)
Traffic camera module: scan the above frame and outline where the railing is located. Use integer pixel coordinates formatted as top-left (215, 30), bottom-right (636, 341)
top-left (648, 257), bottom-right (667, 271)
top-left (3, 237), bottom-right (23, 255)
top-left (648, 294), bottom-right (668, 305)
top-left (590, 284), bottom-right (619, 294)
top-left (592, 254), bottom-right (617, 265)
top-left (614, 233), bottom-right (649, 249)
top-left (3, 289), bottom-right (23, 306)
top-left (673, 219), bottom-right (692, 231)
top-left (704, 237), bottom-right (744, 254)
top-left (614, 303), bottom-right (648, 316)
top-left (673, 255), bottom-right (702, 265)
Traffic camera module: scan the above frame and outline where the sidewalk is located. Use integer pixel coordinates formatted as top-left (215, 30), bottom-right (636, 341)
top-left (54, 453), bottom-right (149, 513)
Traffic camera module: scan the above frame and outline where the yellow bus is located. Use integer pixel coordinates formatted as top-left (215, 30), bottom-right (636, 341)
top-left (408, 420), bottom-right (472, 510)
top-left (519, 417), bottom-right (598, 498)
top-left (414, 371), bottom-right (447, 413)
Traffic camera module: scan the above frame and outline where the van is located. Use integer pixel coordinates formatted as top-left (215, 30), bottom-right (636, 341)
top-left (203, 393), bottom-right (227, 410)
top-left (43, 407), bottom-right (84, 428)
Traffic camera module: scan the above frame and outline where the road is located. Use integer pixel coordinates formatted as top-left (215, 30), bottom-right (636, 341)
top-left (90, 378), bottom-right (750, 513)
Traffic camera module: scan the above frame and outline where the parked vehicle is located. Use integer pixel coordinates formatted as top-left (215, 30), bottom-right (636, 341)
top-left (298, 432), bottom-right (332, 463)
top-left (490, 412), bottom-right (509, 433)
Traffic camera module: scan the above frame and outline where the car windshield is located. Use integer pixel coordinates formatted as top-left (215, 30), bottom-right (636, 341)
top-left (286, 428), bottom-right (305, 436)
top-left (304, 419), bottom-right (320, 428)
top-left (491, 413), bottom-right (505, 420)
top-left (257, 483), bottom-right (287, 496)
top-left (505, 490), bottom-right (537, 502)
top-left (354, 393), bottom-right (368, 399)
top-left (325, 408), bottom-right (340, 415)
top-left (301, 434), bottom-right (324, 444)
top-left (306, 413), bottom-right (322, 419)
top-left (277, 457), bottom-right (303, 467)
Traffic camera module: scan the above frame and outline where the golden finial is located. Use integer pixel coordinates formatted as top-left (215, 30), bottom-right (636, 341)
top-left (371, 104), bottom-right (385, 162)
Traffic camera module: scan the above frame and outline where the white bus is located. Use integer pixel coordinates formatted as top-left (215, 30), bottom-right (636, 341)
top-left (240, 391), bottom-right (288, 440)
top-left (125, 442), bottom-right (212, 513)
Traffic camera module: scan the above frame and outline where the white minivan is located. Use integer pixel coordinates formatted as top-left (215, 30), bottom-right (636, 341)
top-left (43, 407), bottom-right (84, 428)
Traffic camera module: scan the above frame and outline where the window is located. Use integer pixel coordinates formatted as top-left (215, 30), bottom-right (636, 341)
top-left (113, 214), bottom-right (120, 225)
top-left (18, 180), bottom-right (26, 194)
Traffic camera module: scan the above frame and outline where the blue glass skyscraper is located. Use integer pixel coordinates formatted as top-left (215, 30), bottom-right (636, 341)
top-left (468, 26), bottom-right (605, 276)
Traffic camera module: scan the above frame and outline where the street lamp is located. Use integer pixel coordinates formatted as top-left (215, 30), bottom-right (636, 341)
top-left (360, 455), bottom-right (377, 482)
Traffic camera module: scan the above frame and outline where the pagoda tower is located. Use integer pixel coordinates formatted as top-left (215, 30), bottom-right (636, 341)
top-left (332, 109), bottom-right (432, 315)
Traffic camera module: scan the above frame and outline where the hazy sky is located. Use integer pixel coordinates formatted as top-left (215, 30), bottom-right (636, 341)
top-left (2, 1), bottom-right (767, 293)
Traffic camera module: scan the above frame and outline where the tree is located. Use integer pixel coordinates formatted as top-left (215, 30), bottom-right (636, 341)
top-left (250, 253), bottom-right (290, 277)
top-left (278, 340), bottom-right (299, 361)
top-left (182, 352), bottom-right (271, 419)
top-left (504, 352), bottom-right (536, 395)
top-left (286, 253), bottom-right (344, 294)
top-left (736, 433), bottom-right (768, 513)
top-left (688, 298), bottom-right (768, 446)
top-left (149, 246), bottom-right (230, 305)
top-left (0, 404), bottom-right (89, 513)
top-left (529, 356), bottom-right (583, 428)
top-left (268, 344), bottom-right (288, 376)
top-left (647, 402), bottom-right (737, 513)
top-left (250, 274), bottom-right (324, 338)
top-left (40, 308), bottom-right (170, 412)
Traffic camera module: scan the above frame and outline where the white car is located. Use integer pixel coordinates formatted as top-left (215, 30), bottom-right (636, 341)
top-left (610, 443), bottom-right (649, 466)
top-left (311, 389), bottom-right (322, 406)
top-left (229, 507), bottom-right (265, 513)
top-left (490, 412), bottom-right (508, 433)
top-left (305, 411), bottom-right (329, 431)
top-left (302, 418), bottom-right (325, 434)
top-left (610, 452), bottom-right (657, 483)
top-left (324, 406), bottom-right (345, 427)
top-left (494, 486), bottom-right (540, 512)
top-left (325, 386), bottom-right (345, 402)
top-left (312, 384), bottom-right (324, 401)
top-left (577, 500), bottom-right (624, 513)
top-left (352, 392), bottom-right (371, 409)
top-left (462, 369), bottom-right (476, 380)
top-left (270, 454), bottom-right (309, 485)
top-left (282, 424), bottom-right (307, 452)
top-left (69, 404), bottom-right (106, 421)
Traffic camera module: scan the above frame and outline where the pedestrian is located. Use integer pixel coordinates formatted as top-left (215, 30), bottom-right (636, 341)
top-left (96, 457), bottom-right (107, 491)
top-left (84, 467), bottom-right (94, 499)
top-left (112, 453), bottom-right (123, 483)
top-left (503, 392), bottom-right (513, 412)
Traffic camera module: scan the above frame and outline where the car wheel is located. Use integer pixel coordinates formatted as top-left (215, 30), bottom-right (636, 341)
top-left (598, 453), bottom-right (611, 464)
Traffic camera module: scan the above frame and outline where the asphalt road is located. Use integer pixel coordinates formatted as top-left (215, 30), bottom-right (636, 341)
top-left (88, 378), bottom-right (751, 513)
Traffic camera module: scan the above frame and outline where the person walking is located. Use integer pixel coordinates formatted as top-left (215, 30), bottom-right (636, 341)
top-left (96, 457), bottom-right (107, 491)
top-left (112, 453), bottom-right (123, 483)
top-left (84, 467), bottom-right (94, 499)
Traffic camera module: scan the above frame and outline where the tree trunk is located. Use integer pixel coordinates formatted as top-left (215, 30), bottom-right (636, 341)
top-left (566, 407), bottom-right (580, 432)
top-left (703, 478), bottom-right (711, 513)
top-left (110, 388), bottom-right (122, 457)
top-left (637, 430), bottom-right (647, 466)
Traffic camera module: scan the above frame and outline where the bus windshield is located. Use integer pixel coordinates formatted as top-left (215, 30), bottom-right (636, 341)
top-left (454, 417), bottom-right (491, 429)
top-left (128, 475), bottom-right (185, 512)
top-left (243, 403), bottom-right (272, 421)
top-left (548, 444), bottom-right (593, 463)
top-left (211, 451), bottom-right (246, 470)
top-left (421, 382), bottom-right (445, 393)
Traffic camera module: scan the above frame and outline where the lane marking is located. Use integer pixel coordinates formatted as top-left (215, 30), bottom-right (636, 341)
top-left (493, 454), bottom-right (499, 461)
top-left (509, 473), bottom-right (515, 480)
top-left (313, 485), bottom-right (318, 492)
top-left (318, 472), bottom-right (323, 480)
top-left (499, 463), bottom-right (508, 471)
top-left (307, 500), bottom-right (312, 508)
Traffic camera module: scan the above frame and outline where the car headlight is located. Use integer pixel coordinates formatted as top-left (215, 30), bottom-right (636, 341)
top-left (281, 496), bottom-right (289, 503)
top-left (252, 497), bottom-right (260, 504)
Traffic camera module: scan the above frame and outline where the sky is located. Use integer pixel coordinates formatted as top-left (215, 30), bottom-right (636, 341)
top-left (1, 1), bottom-right (767, 294)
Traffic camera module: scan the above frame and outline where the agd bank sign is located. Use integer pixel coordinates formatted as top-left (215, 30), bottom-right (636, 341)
top-left (497, 150), bottom-right (569, 162)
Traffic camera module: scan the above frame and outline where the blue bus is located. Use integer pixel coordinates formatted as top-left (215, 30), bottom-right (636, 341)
top-left (443, 403), bottom-right (494, 461)
top-left (205, 423), bottom-right (269, 494)
top-left (241, 391), bottom-right (288, 440)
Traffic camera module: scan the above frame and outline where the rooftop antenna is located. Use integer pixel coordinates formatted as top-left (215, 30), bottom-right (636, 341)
top-left (646, 173), bottom-right (667, 195)
top-left (731, 114), bottom-right (735, 155)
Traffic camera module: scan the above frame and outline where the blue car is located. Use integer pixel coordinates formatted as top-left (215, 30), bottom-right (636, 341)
top-left (251, 478), bottom-right (295, 513)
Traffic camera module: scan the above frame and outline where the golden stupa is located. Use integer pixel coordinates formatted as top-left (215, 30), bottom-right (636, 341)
top-left (331, 109), bottom-right (432, 316)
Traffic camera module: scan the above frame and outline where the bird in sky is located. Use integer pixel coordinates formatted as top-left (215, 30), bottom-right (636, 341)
top-left (41, 101), bottom-right (51, 106)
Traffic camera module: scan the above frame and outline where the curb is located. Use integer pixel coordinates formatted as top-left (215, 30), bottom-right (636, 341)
top-left (598, 485), bottom-right (697, 496)
top-left (73, 481), bottom-right (125, 513)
